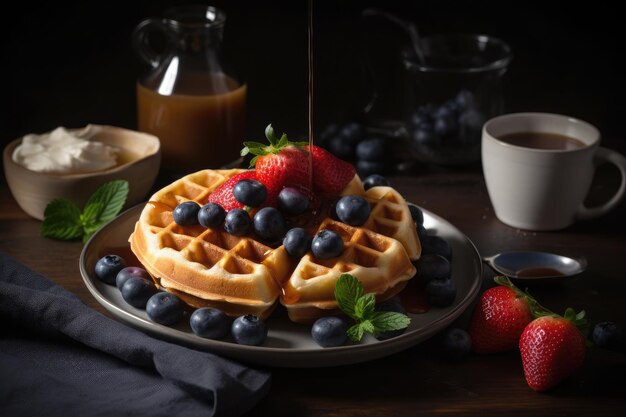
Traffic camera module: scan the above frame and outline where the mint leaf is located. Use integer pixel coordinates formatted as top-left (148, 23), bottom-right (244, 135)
top-left (334, 273), bottom-right (411, 342)
top-left (334, 274), bottom-right (364, 319)
top-left (354, 293), bottom-right (376, 319)
top-left (40, 180), bottom-right (129, 243)
top-left (370, 311), bottom-right (411, 331)
top-left (41, 198), bottom-right (82, 240)
top-left (84, 179), bottom-right (129, 224)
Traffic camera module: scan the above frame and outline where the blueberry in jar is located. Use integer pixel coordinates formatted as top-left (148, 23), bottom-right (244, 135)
top-left (356, 160), bottom-right (386, 179)
top-left (362, 174), bottom-right (390, 190)
top-left (311, 316), bottom-right (349, 347)
top-left (283, 227), bottom-right (313, 259)
top-left (116, 266), bottom-right (151, 290)
top-left (146, 291), bottom-right (185, 325)
top-left (311, 230), bottom-right (344, 259)
top-left (190, 307), bottom-right (230, 339)
top-left (231, 315), bottom-right (267, 346)
top-left (233, 179), bottom-right (267, 207)
top-left (335, 195), bottom-right (371, 226)
top-left (121, 276), bottom-right (158, 309)
top-left (173, 201), bottom-right (201, 226)
top-left (356, 137), bottom-right (386, 162)
top-left (198, 203), bottom-right (226, 228)
top-left (94, 254), bottom-right (127, 285)
top-left (327, 135), bottom-right (356, 160)
top-left (224, 208), bottom-right (251, 236)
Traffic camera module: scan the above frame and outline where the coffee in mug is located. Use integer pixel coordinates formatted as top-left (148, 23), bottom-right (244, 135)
top-left (481, 112), bottom-right (626, 231)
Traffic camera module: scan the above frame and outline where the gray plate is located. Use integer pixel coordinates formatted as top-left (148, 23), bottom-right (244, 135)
top-left (79, 203), bottom-right (482, 367)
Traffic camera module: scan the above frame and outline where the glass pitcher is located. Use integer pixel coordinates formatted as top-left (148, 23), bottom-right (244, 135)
top-left (361, 10), bottom-right (512, 166)
top-left (133, 5), bottom-right (246, 175)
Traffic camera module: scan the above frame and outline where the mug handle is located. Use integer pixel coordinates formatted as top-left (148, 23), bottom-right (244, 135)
top-left (131, 18), bottom-right (176, 68)
top-left (576, 147), bottom-right (626, 220)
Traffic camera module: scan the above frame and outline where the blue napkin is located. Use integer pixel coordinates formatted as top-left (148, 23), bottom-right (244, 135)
top-left (0, 252), bottom-right (271, 417)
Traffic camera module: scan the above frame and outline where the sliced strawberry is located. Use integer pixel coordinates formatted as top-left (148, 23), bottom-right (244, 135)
top-left (208, 170), bottom-right (278, 211)
top-left (305, 145), bottom-right (355, 194)
top-left (520, 308), bottom-right (587, 391)
top-left (468, 276), bottom-right (533, 353)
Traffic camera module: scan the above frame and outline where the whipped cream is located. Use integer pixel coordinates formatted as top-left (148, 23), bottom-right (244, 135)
top-left (12, 126), bottom-right (119, 174)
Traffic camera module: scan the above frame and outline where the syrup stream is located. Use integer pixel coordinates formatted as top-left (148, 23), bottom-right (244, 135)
top-left (307, 0), bottom-right (314, 192)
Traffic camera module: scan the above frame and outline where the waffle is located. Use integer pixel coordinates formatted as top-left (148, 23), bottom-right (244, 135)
top-left (280, 218), bottom-right (417, 323)
top-left (129, 168), bottom-right (420, 322)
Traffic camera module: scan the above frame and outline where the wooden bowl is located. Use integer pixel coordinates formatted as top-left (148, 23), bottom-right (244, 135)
top-left (3, 124), bottom-right (161, 220)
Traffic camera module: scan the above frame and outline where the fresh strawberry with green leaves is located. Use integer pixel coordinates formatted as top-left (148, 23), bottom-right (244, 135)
top-left (305, 145), bottom-right (355, 195)
top-left (520, 308), bottom-right (587, 392)
top-left (241, 124), bottom-right (311, 193)
top-left (207, 170), bottom-right (277, 211)
top-left (468, 276), bottom-right (534, 353)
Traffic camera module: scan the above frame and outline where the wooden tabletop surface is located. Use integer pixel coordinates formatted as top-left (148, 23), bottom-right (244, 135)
top-left (1, 167), bottom-right (625, 417)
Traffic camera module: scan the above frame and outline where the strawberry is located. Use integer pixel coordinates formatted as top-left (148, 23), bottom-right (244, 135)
top-left (519, 308), bottom-right (587, 391)
top-left (468, 276), bottom-right (533, 353)
top-left (305, 145), bottom-right (356, 194)
top-left (242, 124), bottom-right (311, 193)
top-left (208, 170), bottom-right (277, 211)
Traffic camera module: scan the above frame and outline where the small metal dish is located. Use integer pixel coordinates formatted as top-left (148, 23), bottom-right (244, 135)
top-left (482, 251), bottom-right (587, 284)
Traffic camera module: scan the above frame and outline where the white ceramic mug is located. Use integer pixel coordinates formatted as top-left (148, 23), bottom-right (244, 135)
top-left (482, 112), bottom-right (626, 231)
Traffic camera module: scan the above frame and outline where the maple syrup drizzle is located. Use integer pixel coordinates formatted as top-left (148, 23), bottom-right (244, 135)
top-left (307, 0), bottom-right (314, 192)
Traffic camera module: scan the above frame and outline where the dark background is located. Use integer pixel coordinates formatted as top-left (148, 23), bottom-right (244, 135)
top-left (2, 0), bottom-right (625, 162)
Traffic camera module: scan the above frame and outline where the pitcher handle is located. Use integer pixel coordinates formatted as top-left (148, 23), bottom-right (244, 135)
top-left (576, 147), bottom-right (626, 220)
top-left (132, 18), bottom-right (176, 68)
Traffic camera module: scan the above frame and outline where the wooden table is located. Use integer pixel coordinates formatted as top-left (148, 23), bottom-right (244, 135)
top-left (1, 167), bottom-right (625, 417)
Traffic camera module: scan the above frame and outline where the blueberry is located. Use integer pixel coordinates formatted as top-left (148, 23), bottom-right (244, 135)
top-left (224, 208), bottom-right (251, 236)
top-left (116, 266), bottom-right (151, 290)
top-left (327, 135), bottom-right (356, 160)
top-left (231, 315), bottom-right (267, 346)
top-left (592, 321), bottom-right (625, 351)
top-left (146, 292), bottom-right (185, 325)
top-left (455, 89), bottom-right (475, 110)
top-left (94, 254), bottom-right (126, 285)
top-left (311, 229), bottom-right (344, 259)
top-left (422, 235), bottom-right (452, 260)
top-left (356, 137), bottom-right (386, 162)
top-left (253, 207), bottom-right (287, 243)
top-left (311, 316), bottom-right (349, 347)
top-left (441, 327), bottom-right (472, 359)
top-left (283, 227), bottom-right (312, 258)
top-left (233, 179), bottom-right (267, 207)
top-left (434, 100), bottom-right (459, 119)
top-left (356, 160), bottom-right (386, 178)
top-left (319, 123), bottom-right (340, 143)
top-left (198, 203), bottom-right (226, 228)
top-left (408, 109), bottom-right (432, 127)
top-left (375, 297), bottom-right (407, 340)
top-left (190, 307), bottom-right (230, 339)
top-left (173, 201), bottom-right (201, 226)
top-left (411, 125), bottom-right (438, 146)
top-left (458, 109), bottom-right (485, 142)
top-left (408, 204), bottom-right (424, 226)
top-left (278, 187), bottom-right (309, 215)
top-left (426, 278), bottom-right (456, 307)
top-left (362, 174), bottom-right (390, 190)
top-left (121, 276), bottom-right (158, 308)
top-left (434, 114), bottom-right (459, 139)
top-left (415, 254), bottom-right (451, 283)
top-left (335, 195), bottom-right (371, 226)
top-left (339, 122), bottom-right (365, 143)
